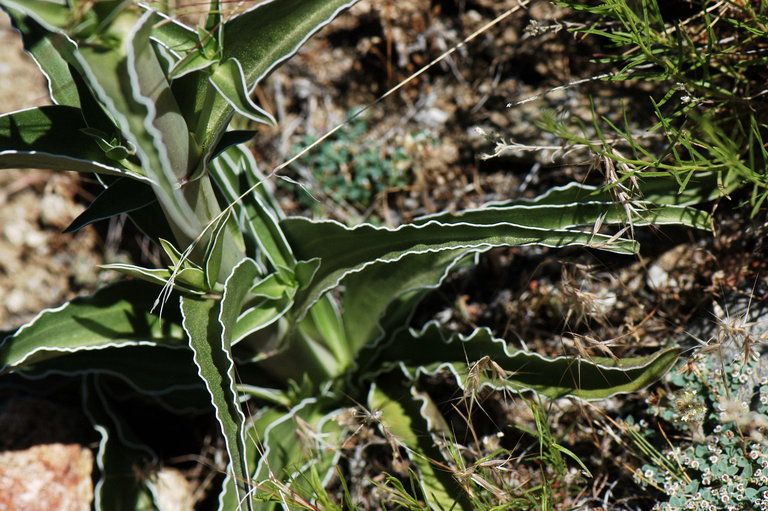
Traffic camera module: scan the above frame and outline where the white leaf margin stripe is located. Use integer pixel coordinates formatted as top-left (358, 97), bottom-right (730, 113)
top-left (0, 340), bottom-right (162, 374)
top-left (252, 395), bottom-right (345, 485)
top-left (414, 199), bottom-right (703, 225)
top-left (0, 289), bottom-right (168, 374)
top-left (209, 58), bottom-right (276, 124)
top-left (369, 320), bottom-right (678, 399)
top-left (0, 150), bottom-right (151, 181)
top-left (127, 11), bottom-right (188, 188)
top-left (180, 297), bottom-right (243, 511)
top-left (233, 0), bottom-right (359, 91)
top-left (483, 181), bottom-right (600, 206)
top-left (142, 5), bottom-right (198, 55)
top-left (285, 216), bottom-right (638, 318)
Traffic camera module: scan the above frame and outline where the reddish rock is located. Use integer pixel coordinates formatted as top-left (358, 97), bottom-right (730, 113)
top-left (0, 443), bottom-right (93, 511)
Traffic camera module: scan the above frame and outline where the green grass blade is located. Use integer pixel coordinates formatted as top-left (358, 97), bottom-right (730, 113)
top-left (249, 397), bottom-right (347, 510)
top-left (369, 380), bottom-right (471, 511)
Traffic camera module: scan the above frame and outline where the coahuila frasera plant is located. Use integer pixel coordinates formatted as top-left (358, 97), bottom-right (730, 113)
top-left (0, 1), bottom-right (710, 509)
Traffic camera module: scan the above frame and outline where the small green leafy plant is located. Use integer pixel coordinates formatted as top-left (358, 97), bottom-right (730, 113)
top-left (0, 1), bottom-right (711, 509)
top-left (282, 113), bottom-right (413, 220)
top-left (626, 299), bottom-right (768, 510)
top-left (527, 0), bottom-right (768, 210)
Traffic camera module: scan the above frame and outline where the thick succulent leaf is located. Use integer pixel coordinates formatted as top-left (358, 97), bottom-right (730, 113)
top-left (210, 145), bottom-right (295, 268)
top-left (482, 178), bottom-right (728, 208)
top-left (210, 58), bottom-right (276, 125)
top-left (223, 0), bottom-right (357, 90)
top-left (82, 377), bottom-right (158, 511)
top-left (167, 44), bottom-right (216, 81)
top-left (184, 0), bottom-right (358, 157)
top-left (220, 258), bottom-right (261, 343)
top-left (239, 298), bottom-right (350, 383)
top-left (370, 322), bottom-right (681, 400)
top-left (415, 200), bottom-right (710, 230)
top-left (0, 106), bottom-right (143, 178)
top-left (232, 299), bottom-right (292, 345)
top-left (305, 295), bottom-right (350, 369)
top-left (159, 238), bottom-right (187, 269)
top-left (4, 8), bottom-right (79, 107)
top-left (0, 280), bottom-right (184, 374)
top-left (342, 249), bottom-right (474, 352)
top-left (0, 0), bottom-right (70, 32)
top-left (145, 9), bottom-right (199, 55)
top-left (368, 381), bottom-right (471, 511)
top-left (282, 217), bottom-right (638, 319)
top-left (181, 260), bottom-right (258, 510)
top-left (123, 199), bottom-right (176, 243)
top-left (57, 8), bottom-right (201, 239)
top-left (99, 263), bottom-right (207, 295)
top-left (64, 177), bottom-right (157, 233)
top-left (203, 211), bottom-right (234, 290)
top-left (210, 130), bottom-right (258, 160)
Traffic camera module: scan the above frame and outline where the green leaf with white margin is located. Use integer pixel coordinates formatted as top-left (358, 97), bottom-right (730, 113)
top-left (342, 249), bottom-right (474, 353)
top-left (369, 379), bottom-right (471, 511)
top-left (0, 280), bottom-right (184, 374)
top-left (57, 7), bottom-right (201, 239)
top-left (99, 263), bottom-right (208, 295)
top-left (180, 0), bottom-right (358, 160)
top-left (282, 217), bottom-right (638, 320)
top-left (369, 322), bottom-right (681, 400)
top-left (159, 238), bottom-right (188, 269)
top-left (482, 178), bottom-right (727, 208)
top-left (82, 376), bottom-right (159, 511)
top-left (165, 0), bottom-right (223, 81)
top-left (210, 130), bottom-right (258, 159)
top-left (64, 177), bottom-right (157, 233)
top-left (4, 8), bottom-right (79, 107)
top-left (210, 145), bottom-right (296, 269)
top-left (210, 58), bottom-right (276, 125)
top-left (0, 0), bottom-right (70, 33)
top-left (232, 298), bottom-right (293, 346)
top-left (166, 28), bottom-right (218, 80)
top-left (230, 260), bottom-right (320, 344)
top-left (415, 198), bottom-right (710, 231)
top-left (223, 0), bottom-right (358, 93)
top-left (0, 106), bottom-right (144, 179)
top-left (181, 258), bottom-right (261, 511)
top-left (145, 9), bottom-right (199, 57)
top-left (203, 210), bottom-right (234, 290)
